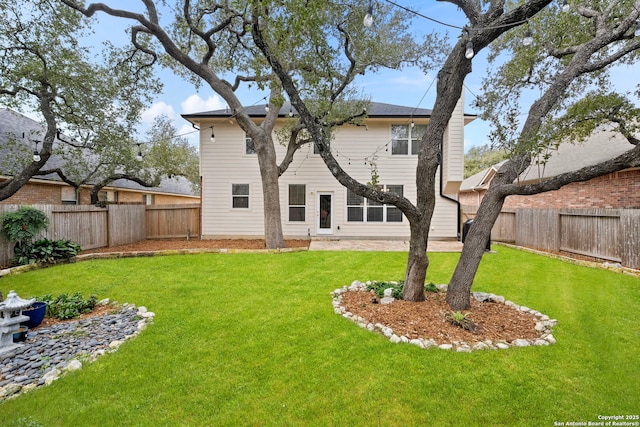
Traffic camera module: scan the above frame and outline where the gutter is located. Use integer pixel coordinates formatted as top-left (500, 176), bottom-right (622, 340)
top-left (438, 146), bottom-right (462, 241)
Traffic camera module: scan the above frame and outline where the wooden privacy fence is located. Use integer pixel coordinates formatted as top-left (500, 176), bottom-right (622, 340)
top-left (0, 203), bottom-right (201, 266)
top-left (462, 206), bottom-right (640, 270)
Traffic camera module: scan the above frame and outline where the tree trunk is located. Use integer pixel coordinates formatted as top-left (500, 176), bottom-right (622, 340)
top-left (446, 175), bottom-right (510, 310)
top-left (403, 220), bottom-right (429, 301)
top-left (255, 133), bottom-right (285, 249)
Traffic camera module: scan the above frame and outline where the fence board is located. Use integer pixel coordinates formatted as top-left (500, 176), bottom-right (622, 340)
top-left (515, 209), bottom-right (559, 252)
top-left (108, 204), bottom-right (146, 247)
top-left (146, 204), bottom-right (200, 239)
top-left (51, 206), bottom-right (108, 250)
top-left (620, 209), bottom-right (640, 269)
top-left (560, 209), bottom-right (621, 262)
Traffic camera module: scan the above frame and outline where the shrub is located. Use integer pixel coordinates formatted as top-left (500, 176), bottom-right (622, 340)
top-left (367, 280), bottom-right (440, 299)
top-left (0, 206), bottom-right (49, 245)
top-left (367, 280), bottom-right (404, 299)
top-left (12, 239), bottom-right (81, 266)
top-left (38, 292), bottom-right (97, 320)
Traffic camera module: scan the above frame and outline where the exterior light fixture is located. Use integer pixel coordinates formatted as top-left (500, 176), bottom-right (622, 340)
top-left (523, 28), bottom-right (533, 46)
top-left (210, 126), bottom-right (215, 143)
top-left (363, 3), bottom-right (374, 28)
top-left (465, 40), bottom-right (475, 59)
top-left (288, 106), bottom-right (294, 117)
top-left (136, 143), bottom-right (143, 161)
top-left (33, 141), bottom-right (41, 162)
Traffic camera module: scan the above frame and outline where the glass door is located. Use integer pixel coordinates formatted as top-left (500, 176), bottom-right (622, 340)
top-left (317, 192), bottom-right (333, 235)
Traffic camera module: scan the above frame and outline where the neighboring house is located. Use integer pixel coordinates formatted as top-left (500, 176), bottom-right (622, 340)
top-left (182, 99), bottom-right (474, 240)
top-left (459, 128), bottom-right (640, 211)
top-left (0, 108), bottom-right (199, 205)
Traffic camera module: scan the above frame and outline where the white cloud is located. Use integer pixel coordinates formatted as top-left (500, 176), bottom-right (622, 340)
top-left (141, 101), bottom-right (176, 124)
top-left (181, 94), bottom-right (226, 114)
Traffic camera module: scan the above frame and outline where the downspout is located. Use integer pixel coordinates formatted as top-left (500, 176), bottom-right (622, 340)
top-left (439, 143), bottom-right (462, 241)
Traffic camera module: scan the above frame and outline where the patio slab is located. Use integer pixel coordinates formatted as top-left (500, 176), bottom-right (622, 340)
top-left (309, 240), bottom-right (463, 252)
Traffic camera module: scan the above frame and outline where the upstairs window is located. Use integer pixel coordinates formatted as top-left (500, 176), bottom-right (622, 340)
top-left (391, 124), bottom-right (426, 155)
top-left (245, 136), bottom-right (256, 155)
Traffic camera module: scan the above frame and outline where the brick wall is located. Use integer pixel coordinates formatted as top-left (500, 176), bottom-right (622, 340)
top-left (460, 169), bottom-right (640, 211)
top-left (0, 181), bottom-right (62, 204)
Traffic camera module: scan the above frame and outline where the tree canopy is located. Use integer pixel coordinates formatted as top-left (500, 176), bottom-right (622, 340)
top-left (0, 0), bottom-right (164, 201)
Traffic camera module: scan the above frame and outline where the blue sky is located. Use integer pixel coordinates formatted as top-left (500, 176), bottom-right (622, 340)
top-left (10, 1), bottom-right (640, 152)
top-left (83, 1), bottom-right (495, 151)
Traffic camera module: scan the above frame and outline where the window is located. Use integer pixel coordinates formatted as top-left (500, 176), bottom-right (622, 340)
top-left (288, 184), bottom-right (306, 222)
top-left (346, 185), bottom-right (403, 223)
top-left (143, 194), bottom-right (154, 205)
top-left (245, 136), bottom-right (256, 155)
top-left (391, 124), bottom-right (426, 155)
top-left (61, 187), bottom-right (78, 205)
top-left (232, 184), bottom-right (249, 208)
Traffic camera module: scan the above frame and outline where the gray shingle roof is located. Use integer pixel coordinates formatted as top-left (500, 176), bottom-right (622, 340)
top-left (182, 101), bottom-right (441, 119)
top-left (0, 108), bottom-right (197, 197)
top-left (460, 129), bottom-right (636, 191)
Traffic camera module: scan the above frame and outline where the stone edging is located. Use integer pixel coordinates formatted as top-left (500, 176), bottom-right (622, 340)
top-left (331, 280), bottom-right (558, 352)
top-left (0, 301), bottom-right (155, 401)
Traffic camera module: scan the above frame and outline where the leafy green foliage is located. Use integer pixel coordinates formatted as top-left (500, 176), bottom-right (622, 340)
top-left (367, 280), bottom-right (404, 299)
top-left (0, 206), bottom-right (49, 245)
top-left (12, 239), bottom-right (81, 266)
top-left (464, 144), bottom-right (509, 178)
top-left (367, 280), bottom-right (440, 298)
top-left (38, 292), bottom-right (96, 320)
top-left (424, 282), bottom-right (439, 293)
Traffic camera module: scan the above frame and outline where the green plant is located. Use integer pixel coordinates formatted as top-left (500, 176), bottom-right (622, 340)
top-left (424, 282), bottom-right (438, 293)
top-left (38, 292), bottom-right (97, 320)
top-left (11, 238), bottom-right (81, 266)
top-left (445, 310), bottom-right (477, 332)
top-left (0, 206), bottom-right (49, 245)
top-left (367, 280), bottom-right (404, 299)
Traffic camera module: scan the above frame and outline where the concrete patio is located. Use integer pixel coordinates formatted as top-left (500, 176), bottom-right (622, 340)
top-left (309, 239), bottom-right (463, 252)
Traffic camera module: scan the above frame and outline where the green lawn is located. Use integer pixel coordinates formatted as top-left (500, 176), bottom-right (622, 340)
top-left (1, 246), bottom-right (638, 426)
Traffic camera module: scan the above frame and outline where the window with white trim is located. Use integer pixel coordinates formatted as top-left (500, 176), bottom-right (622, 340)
top-left (391, 124), bottom-right (426, 155)
top-left (288, 184), bottom-right (306, 222)
top-left (346, 185), bottom-right (403, 223)
top-left (245, 136), bottom-right (256, 155)
top-left (232, 184), bottom-right (250, 208)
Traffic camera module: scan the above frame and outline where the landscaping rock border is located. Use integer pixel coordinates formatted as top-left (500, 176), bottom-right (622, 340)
top-left (331, 280), bottom-right (557, 352)
top-left (0, 301), bottom-right (155, 401)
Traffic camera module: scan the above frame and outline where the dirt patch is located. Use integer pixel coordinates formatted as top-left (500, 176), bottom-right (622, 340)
top-left (340, 290), bottom-right (541, 345)
top-left (80, 238), bottom-right (310, 254)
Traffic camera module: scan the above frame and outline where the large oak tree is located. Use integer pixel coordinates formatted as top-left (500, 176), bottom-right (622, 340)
top-left (0, 0), bottom-right (159, 202)
top-left (61, 0), bottom-right (423, 248)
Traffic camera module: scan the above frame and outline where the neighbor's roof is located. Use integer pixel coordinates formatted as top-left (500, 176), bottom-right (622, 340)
top-left (182, 101), bottom-right (477, 121)
top-left (0, 108), bottom-right (197, 197)
top-left (460, 128), bottom-right (636, 192)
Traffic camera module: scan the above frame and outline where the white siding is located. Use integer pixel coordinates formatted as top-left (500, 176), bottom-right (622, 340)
top-left (443, 94), bottom-right (465, 194)
top-left (199, 107), bottom-right (465, 240)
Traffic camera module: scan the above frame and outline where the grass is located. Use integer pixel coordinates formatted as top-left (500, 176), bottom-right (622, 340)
top-left (1, 246), bottom-right (638, 426)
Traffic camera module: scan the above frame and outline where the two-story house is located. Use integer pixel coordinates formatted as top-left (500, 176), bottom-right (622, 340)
top-left (183, 99), bottom-right (473, 241)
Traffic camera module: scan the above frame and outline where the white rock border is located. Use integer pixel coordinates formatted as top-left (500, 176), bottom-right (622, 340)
top-left (332, 280), bottom-right (557, 352)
